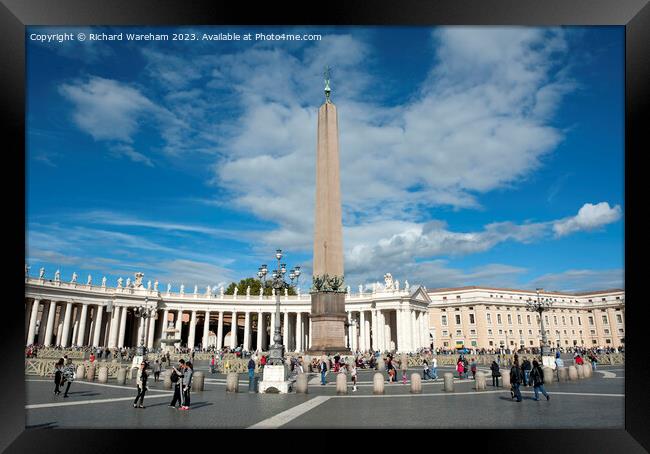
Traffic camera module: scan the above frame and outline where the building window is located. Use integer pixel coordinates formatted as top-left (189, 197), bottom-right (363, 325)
top-left (529, 340), bottom-right (534, 345)
top-left (443, 342), bottom-right (449, 347)
top-left (618, 329), bottom-right (624, 334)
top-left (545, 316), bottom-right (549, 324)
top-left (590, 329), bottom-right (596, 335)
top-left (553, 316), bottom-right (557, 325)
top-left (570, 316), bottom-right (573, 325)
top-left (589, 316), bottom-right (594, 326)
top-left (616, 314), bottom-right (623, 324)
top-left (527, 315), bottom-right (531, 324)
top-left (509, 330), bottom-right (513, 335)
top-left (605, 339), bottom-right (611, 344)
top-left (456, 330), bottom-right (462, 336)
top-left (562, 316), bottom-right (566, 325)
top-left (498, 329), bottom-right (503, 335)
top-left (604, 329), bottom-right (610, 335)
top-left (486, 314), bottom-right (492, 324)
top-left (489, 341), bottom-right (493, 346)
top-left (455, 314), bottom-right (461, 324)
top-left (441, 315), bottom-right (447, 326)
top-left (488, 329), bottom-right (493, 335)
top-left (469, 313), bottom-right (475, 324)
top-left (592, 340), bottom-right (597, 345)
top-left (578, 317), bottom-right (582, 326)
top-left (470, 329), bottom-right (476, 335)
top-left (517, 314), bottom-right (522, 324)
top-left (507, 314), bottom-right (512, 324)
top-left (497, 314), bottom-right (502, 324)
top-left (528, 330), bottom-right (532, 335)
top-left (442, 331), bottom-right (448, 336)
top-left (602, 315), bottom-right (608, 324)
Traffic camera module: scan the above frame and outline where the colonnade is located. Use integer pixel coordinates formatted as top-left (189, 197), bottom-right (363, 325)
top-left (25, 297), bottom-right (430, 353)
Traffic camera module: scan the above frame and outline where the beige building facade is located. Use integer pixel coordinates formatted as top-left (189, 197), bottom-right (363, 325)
top-left (427, 286), bottom-right (625, 351)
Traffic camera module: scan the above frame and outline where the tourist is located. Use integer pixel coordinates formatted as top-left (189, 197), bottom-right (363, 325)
top-left (53, 358), bottom-right (64, 395)
top-left (423, 360), bottom-right (432, 380)
top-left (490, 360), bottom-right (501, 387)
top-left (152, 360), bottom-right (161, 382)
top-left (521, 357), bottom-right (532, 386)
top-left (431, 356), bottom-right (438, 379)
top-left (169, 359), bottom-right (185, 408)
top-left (89, 352), bottom-right (95, 363)
top-left (530, 360), bottom-right (550, 401)
top-left (180, 361), bottom-right (193, 410)
top-left (470, 359), bottom-right (477, 380)
top-left (575, 355), bottom-right (584, 366)
top-left (248, 356), bottom-right (256, 393)
top-left (588, 353), bottom-right (598, 371)
top-left (133, 360), bottom-right (148, 408)
top-left (210, 355), bottom-right (216, 374)
top-left (401, 357), bottom-right (408, 384)
top-left (62, 358), bottom-right (75, 398)
top-left (509, 359), bottom-right (523, 402)
top-left (462, 357), bottom-right (469, 379)
top-left (457, 359), bottom-right (465, 380)
top-left (555, 355), bottom-right (565, 381)
top-left (260, 354), bottom-right (267, 371)
top-left (320, 358), bottom-right (328, 385)
top-left (351, 363), bottom-right (358, 392)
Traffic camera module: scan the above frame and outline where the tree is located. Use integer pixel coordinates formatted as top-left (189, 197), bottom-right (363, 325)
top-left (224, 277), bottom-right (297, 296)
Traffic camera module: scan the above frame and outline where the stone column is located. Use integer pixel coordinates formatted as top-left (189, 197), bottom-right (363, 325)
top-left (202, 311), bottom-right (211, 349)
top-left (175, 310), bottom-right (183, 348)
top-left (359, 311), bottom-right (367, 352)
top-left (44, 301), bottom-right (57, 346)
top-left (283, 312), bottom-right (289, 349)
top-left (370, 309), bottom-right (377, 351)
top-left (347, 312), bottom-right (353, 350)
top-left (270, 311), bottom-right (276, 345)
top-left (61, 301), bottom-right (73, 348)
top-left (257, 312), bottom-right (264, 352)
top-left (365, 312), bottom-right (371, 351)
top-left (217, 311), bottom-right (224, 350)
top-left (108, 306), bottom-right (120, 348)
top-left (230, 312), bottom-right (238, 349)
top-left (77, 304), bottom-right (89, 346)
top-left (71, 305), bottom-right (81, 346)
top-left (27, 299), bottom-right (41, 345)
top-left (296, 312), bottom-right (303, 352)
top-left (377, 310), bottom-right (385, 352)
top-left (188, 310), bottom-right (197, 349)
top-left (243, 312), bottom-right (251, 351)
top-left (309, 317), bottom-right (312, 348)
top-left (147, 313), bottom-right (156, 349)
top-left (396, 308), bottom-right (405, 352)
top-left (93, 305), bottom-right (103, 347)
top-left (118, 306), bottom-right (128, 348)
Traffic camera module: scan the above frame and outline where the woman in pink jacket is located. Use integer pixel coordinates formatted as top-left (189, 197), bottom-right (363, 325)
top-left (457, 359), bottom-right (465, 379)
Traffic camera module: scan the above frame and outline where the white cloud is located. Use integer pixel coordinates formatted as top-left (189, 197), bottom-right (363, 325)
top-left (527, 268), bottom-right (624, 292)
top-left (553, 202), bottom-right (622, 237)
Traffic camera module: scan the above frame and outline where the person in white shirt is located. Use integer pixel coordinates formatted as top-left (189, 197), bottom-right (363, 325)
top-left (351, 364), bottom-right (358, 392)
top-left (431, 357), bottom-right (438, 379)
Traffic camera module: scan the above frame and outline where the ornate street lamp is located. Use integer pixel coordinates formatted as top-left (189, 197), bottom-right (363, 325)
top-left (526, 288), bottom-right (553, 360)
top-left (133, 297), bottom-right (156, 357)
top-left (259, 249), bottom-right (300, 365)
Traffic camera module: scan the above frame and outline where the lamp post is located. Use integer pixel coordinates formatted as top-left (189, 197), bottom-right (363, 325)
top-left (133, 298), bottom-right (156, 357)
top-left (526, 288), bottom-right (552, 360)
top-left (258, 249), bottom-right (300, 365)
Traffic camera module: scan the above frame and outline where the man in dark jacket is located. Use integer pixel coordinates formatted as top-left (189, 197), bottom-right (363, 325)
top-left (168, 359), bottom-right (185, 408)
top-left (248, 357), bottom-right (256, 392)
top-left (510, 359), bottom-right (523, 402)
top-left (521, 358), bottom-right (532, 386)
top-left (530, 360), bottom-right (550, 401)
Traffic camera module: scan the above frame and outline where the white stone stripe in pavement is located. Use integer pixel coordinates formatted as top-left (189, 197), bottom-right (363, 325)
top-left (26, 378), bottom-right (173, 393)
top-left (597, 371), bottom-right (618, 378)
top-left (248, 396), bottom-right (332, 429)
top-left (26, 393), bottom-right (173, 410)
top-left (333, 390), bottom-right (624, 399)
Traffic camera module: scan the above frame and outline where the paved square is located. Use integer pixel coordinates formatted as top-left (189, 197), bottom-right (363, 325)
top-left (25, 363), bottom-right (624, 429)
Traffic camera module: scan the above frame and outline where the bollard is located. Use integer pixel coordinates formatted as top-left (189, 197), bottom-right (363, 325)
top-left (86, 365), bottom-right (96, 381)
top-left (557, 367), bottom-right (568, 382)
top-left (568, 365), bottom-right (578, 380)
top-left (576, 364), bottom-right (585, 379)
top-left (410, 373), bottom-right (422, 394)
top-left (130, 367), bottom-right (138, 380)
top-left (192, 371), bottom-right (205, 392)
top-left (336, 372), bottom-right (347, 395)
top-left (475, 372), bottom-right (486, 391)
top-left (582, 364), bottom-right (592, 378)
top-left (542, 367), bottom-right (554, 385)
top-left (116, 368), bottom-right (127, 385)
top-left (376, 358), bottom-right (386, 371)
top-left (373, 372), bottom-right (385, 395)
top-left (501, 370), bottom-right (510, 389)
top-left (443, 372), bottom-right (454, 392)
top-left (226, 372), bottom-right (239, 393)
top-left (295, 373), bottom-right (309, 394)
top-left (163, 370), bottom-right (172, 390)
top-left (76, 364), bottom-right (85, 381)
top-left (97, 366), bottom-right (108, 383)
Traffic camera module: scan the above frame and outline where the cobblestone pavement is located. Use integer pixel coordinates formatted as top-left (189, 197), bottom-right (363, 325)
top-left (25, 364), bottom-right (624, 429)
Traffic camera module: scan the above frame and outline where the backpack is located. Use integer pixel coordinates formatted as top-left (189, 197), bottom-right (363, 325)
top-left (170, 369), bottom-right (179, 383)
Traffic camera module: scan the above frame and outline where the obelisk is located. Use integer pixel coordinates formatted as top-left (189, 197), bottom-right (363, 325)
top-left (308, 67), bottom-right (349, 354)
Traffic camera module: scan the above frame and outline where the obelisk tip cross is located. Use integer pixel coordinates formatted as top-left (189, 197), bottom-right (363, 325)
top-left (324, 65), bottom-right (332, 102)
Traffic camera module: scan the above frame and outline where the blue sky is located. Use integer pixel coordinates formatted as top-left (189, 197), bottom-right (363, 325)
top-left (25, 26), bottom-right (624, 292)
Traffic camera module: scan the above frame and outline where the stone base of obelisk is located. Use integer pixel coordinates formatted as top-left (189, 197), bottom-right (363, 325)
top-left (307, 292), bottom-right (350, 355)
top-left (259, 365), bottom-right (292, 394)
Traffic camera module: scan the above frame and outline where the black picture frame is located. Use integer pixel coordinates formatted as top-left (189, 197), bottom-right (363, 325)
top-left (2, 0), bottom-right (647, 450)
